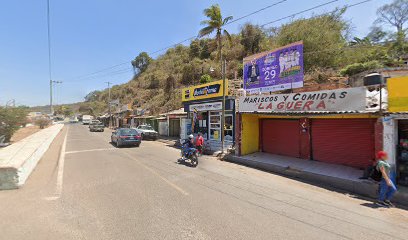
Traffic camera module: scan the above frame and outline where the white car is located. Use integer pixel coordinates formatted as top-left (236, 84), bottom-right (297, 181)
top-left (135, 125), bottom-right (158, 140)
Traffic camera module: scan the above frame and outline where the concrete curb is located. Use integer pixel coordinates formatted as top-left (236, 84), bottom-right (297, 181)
top-left (225, 154), bottom-right (408, 206)
top-left (0, 124), bottom-right (64, 190)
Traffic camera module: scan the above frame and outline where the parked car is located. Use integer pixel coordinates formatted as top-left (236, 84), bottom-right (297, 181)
top-left (136, 125), bottom-right (158, 140)
top-left (111, 128), bottom-right (142, 147)
top-left (89, 123), bottom-right (105, 132)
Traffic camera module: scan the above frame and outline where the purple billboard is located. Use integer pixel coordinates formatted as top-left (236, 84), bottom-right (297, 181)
top-left (243, 41), bottom-right (304, 93)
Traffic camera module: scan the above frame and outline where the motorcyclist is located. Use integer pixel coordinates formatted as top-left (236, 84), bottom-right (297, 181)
top-left (186, 134), bottom-right (195, 148)
top-left (182, 134), bottom-right (196, 157)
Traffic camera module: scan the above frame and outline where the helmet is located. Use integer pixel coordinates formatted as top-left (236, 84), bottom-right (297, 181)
top-left (188, 134), bottom-right (194, 139)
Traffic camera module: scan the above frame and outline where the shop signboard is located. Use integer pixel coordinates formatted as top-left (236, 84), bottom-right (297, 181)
top-left (388, 76), bottom-right (408, 112)
top-left (243, 41), bottom-right (304, 93)
top-left (238, 87), bottom-right (366, 112)
top-left (182, 80), bottom-right (228, 102)
top-left (189, 102), bottom-right (222, 112)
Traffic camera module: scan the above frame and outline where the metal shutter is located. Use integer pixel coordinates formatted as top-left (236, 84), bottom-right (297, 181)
top-left (311, 119), bottom-right (375, 168)
top-left (261, 119), bottom-right (300, 158)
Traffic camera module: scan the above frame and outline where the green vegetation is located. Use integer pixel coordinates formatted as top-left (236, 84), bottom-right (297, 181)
top-left (83, 1), bottom-right (407, 115)
top-left (200, 74), bottom-right (212, 84)
top-left (0, 106), bottom-right (29, 142)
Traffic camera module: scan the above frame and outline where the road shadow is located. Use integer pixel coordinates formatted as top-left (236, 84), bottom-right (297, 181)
top-left (109, 142), bottom-right (140, 149)
top-left (175, 158), bottom-right (197, 168)
top-left (360, 202), bottom-right (387, 209)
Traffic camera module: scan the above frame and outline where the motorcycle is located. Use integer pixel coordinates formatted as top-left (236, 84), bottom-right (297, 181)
top-left (178, 139), bottom-right (199, 167)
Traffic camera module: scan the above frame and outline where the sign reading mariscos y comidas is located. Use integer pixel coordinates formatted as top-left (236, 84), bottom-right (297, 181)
top-left (238, 87), bottom-right (366, 112)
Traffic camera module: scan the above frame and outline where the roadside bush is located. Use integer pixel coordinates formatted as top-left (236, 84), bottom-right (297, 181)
top-left (0, 107), bottom-right (29, 142)
top-left (34, 118), bottom-right (51, 129)
top-left (340, 60), bottom-right (383, 76)
top-left (200, 74), bottom-right (212, 84)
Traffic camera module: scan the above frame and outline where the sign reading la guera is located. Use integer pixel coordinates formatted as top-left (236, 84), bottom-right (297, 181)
top-left (182, 80), bottom-right (228, 102)
top-left (238, 87), bottom-right (366, 112)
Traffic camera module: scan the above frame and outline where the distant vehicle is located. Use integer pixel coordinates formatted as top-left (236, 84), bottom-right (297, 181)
top-left (111, 128), bottom-right (141, 147)
top-left (89, 123), bottom-right (105, 132)
top-left (82, 115), bottom-right (93, 125)
top-left (136, 125), bottom-right (158, 140)
top-left (69, 116), bottom-right (79, 123)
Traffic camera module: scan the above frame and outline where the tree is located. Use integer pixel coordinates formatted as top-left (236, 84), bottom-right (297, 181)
top-left (84, 90), bottom-right (101, 102)
top-left (275, 10), bottom-right (349, 71)
top-left (200, 74), bottom-right (212, 84)
top-left (375, 0), bottom-right (408, 35)
top-left (198, 4), bottom-right (233, 61)
top-left (0, 106), bottom-right (28, 142)
top-left (189, 40), bottom-right (201, 59)
top-left (131, 52), bottom-right (152, 76)
top-left (375, 0), bottom-right (408, 58)
top-left (54, 105), bottom-right (73, 117)
top-left (240, 23), bottom-right (265, 55)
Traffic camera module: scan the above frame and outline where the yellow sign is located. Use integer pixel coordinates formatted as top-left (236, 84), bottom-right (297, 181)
top-left (182, 80), bottom-right (228, 102)
top-left (213, 130), bottom-right (219, 140)
top-left (388, 76), bottom-right (408, 112)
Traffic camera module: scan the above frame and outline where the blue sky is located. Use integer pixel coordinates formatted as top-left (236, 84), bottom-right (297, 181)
top-left (0, 0), bottom-right (391, 106)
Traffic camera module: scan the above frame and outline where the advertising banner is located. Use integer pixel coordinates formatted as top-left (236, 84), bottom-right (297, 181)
top-left (189, 102), bottom-right (222, 112)
top-left (243, 41), bottom-right (304, 93)
top-left (387, 76), bottom-right (408, 112)
top-left (182, 80), bottom-right (228, 102)
top-left (238, 87), bottom-right (366, 113)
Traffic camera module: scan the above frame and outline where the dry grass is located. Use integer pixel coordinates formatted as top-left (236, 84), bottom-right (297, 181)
top-left (10, 125), bottom-right (44, 143)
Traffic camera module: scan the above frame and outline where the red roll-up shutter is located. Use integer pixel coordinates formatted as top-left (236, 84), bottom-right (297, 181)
top-left (311, 119), bottom-right (375, 168)
top-left (261, 119), bottom-right (300, 158)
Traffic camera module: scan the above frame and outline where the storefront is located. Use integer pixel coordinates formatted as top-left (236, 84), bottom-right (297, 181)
top-left (383, 76), bottom-right (408, 186)
top-left (237, 87), bottom-right (382, 169)
top-left (182, 80), bottom-right (235, 152)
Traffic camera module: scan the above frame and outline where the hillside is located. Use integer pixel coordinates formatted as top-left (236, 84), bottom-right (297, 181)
top-left (78, 9), bottom-right (407, 116)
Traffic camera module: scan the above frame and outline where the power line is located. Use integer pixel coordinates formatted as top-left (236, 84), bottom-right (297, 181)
top-left (227, 0), bottom-right (289, 25)
top-left (67, 0), bottom-right (375, 83)
top-left (69, 0), bottom-right (290, 80)
top-left (260, 0), bottom-right (340, 27)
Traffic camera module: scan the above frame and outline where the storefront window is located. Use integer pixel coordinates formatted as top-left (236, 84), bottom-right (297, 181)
top-left (398, 120), bottom-right (408, 186)
top-left (209, 112), bottom-right (221, 141)
top-left (192, 111), bottom-right (208, 139)
top-left (224, 115), bottom-right (233, 142)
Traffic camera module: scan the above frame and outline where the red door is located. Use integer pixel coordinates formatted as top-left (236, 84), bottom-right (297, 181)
top-left (311, 119), bottom-right (375, 168)
top-left (261, 119), bottom-right (300, 158)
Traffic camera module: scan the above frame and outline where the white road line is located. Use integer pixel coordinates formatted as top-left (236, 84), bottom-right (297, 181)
top-left (122, 151), bottom-right (189, 196)
top-left (45, 128), bottom-right (68, 201)
top-left (65, 148), bottom-right (116, 155)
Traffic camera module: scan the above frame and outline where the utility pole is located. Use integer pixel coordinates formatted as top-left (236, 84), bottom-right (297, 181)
top-left (47, 0), bottom-right (53, 115)
top-left (221, 59), bottom-right (226, 154)
top-left (105, 81), bottom-right (112, 128)
top-left (51, 81), bottom-right (62, 115)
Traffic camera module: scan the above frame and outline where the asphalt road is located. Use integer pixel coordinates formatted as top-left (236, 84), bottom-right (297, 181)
top-left (0, 124), bottom-right (407, 240)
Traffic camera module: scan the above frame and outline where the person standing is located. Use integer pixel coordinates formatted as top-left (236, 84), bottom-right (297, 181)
top-left (376, 151), bottom-right (397, 207)
top-left (196, 132), bottom-right (204, 156)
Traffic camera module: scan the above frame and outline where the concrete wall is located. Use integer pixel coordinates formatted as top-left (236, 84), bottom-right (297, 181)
top-left (383, 117), bottom-right (397, 167)
top-left (0, 124), bottom-right (63, 189)
top-left (158, 121), bottom-right (168, 136)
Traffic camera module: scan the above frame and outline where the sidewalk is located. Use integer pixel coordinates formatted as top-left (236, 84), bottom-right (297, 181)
top-left (0, 124), bottom-right (64, 190)
top-left (157, 136), bottom-right (180, 147)
top-left (225, 152), bottom-right (408, 206)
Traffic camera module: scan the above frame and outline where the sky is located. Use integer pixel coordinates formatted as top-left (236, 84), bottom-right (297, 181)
top-left (0, 0), bottom-right (392, 107)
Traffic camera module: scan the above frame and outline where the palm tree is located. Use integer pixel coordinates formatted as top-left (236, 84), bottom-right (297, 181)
top-left (198, 4), bottom-right (233, 61)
